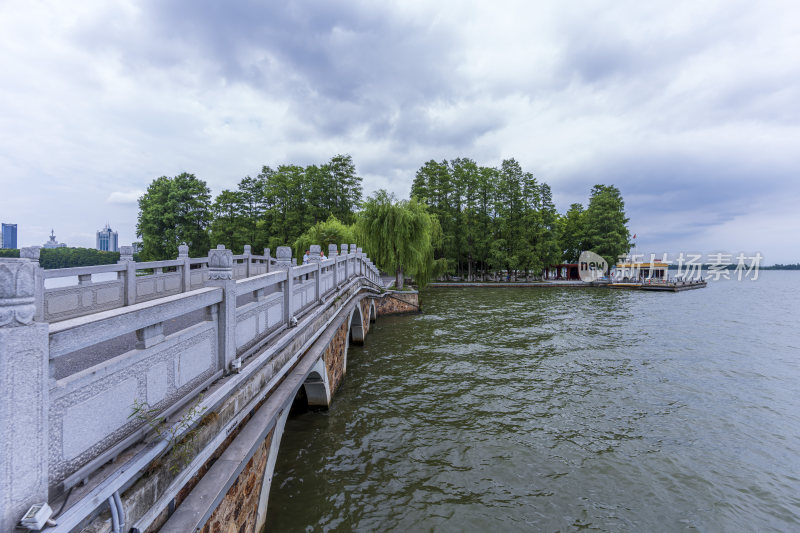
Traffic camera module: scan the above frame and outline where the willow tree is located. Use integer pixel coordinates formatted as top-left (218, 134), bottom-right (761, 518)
top-left (356, 190), bottom-right (442, 289)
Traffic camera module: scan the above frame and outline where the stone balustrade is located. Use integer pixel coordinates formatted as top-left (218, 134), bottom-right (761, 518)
top-left (0, 243), bottom-right (381, 533)
top-left (36, 246), bottom-right (279, 323)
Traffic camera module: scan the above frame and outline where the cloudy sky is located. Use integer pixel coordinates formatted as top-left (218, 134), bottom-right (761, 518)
top-left (1, 0), bottom-right (798, 263)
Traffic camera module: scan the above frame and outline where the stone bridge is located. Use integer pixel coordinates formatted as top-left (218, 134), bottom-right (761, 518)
top-left (0, 243), bottom-right (419, 532)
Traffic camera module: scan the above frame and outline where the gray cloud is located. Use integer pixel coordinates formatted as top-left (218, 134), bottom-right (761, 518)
top-left (1, 0), bottom-right (799, 262)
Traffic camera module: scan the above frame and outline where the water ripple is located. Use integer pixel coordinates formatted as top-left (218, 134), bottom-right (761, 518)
top-left (267, 273), bottom-right (800, 532)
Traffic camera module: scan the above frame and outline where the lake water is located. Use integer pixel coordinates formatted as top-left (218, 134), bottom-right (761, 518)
top-left (266, 272), bottom-right (800, 532)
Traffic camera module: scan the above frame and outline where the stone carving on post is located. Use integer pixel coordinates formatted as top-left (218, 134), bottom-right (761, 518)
top-left (274, 246), bottom-right (292, 271)
top-left (209, 245), bottom-right (234, 280)
top-left (178, 243), bottom-right (189, 258)
top-left (19, 246), bottom-right (40, 262)
top-left (328, 244), bottom-right (338, 258)
top-left (341, 243), bottom-right (348, 255)
top-left (119, 245), bottom-right (134, 262)
top-left (0, 257), bottom-right (49, 532)
top-left (0, 258), bottom-right (37, 327)
top-left (349, 244), bottom-right (357, 254)
top-left (309, 244), bottom-right (322, 263)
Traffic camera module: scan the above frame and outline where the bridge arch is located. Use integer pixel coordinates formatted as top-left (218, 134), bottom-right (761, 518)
top-left (303, 357), bottom-right (331, 408)
top-left (349, 303), bottom-right (365, 345)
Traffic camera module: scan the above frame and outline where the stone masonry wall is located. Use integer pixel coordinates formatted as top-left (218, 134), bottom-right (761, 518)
top-left (359, 299), bottom-right (372, 335)
top-left (375, 291), bottom-right (419, 316)
top-left (324, 319), bottom-right (349, 395)
top-left (199, 430), bottom-right (273, 533)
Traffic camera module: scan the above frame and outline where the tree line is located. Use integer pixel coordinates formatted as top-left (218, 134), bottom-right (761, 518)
top-left (137, 154), bottom-right (361, 260)
top-left (411, 158), bottom-right (630, 280)
top-left (135, 155), bottom-right (631, 286)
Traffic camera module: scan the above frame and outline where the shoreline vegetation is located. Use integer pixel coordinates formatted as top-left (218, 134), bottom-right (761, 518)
top-left (0, 247), bottom-right (124, 268)
top-left (133, 155), bottom-right (632, 288)
top-left (9, 155), bottom-right (794, 277)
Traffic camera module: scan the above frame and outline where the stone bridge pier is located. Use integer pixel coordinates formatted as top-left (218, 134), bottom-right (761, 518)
top-left (0, 243), bottom-right (418, 533)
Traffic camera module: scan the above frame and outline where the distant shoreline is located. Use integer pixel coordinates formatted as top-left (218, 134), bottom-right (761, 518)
top-left (427, 281), bottom-right (590, 288)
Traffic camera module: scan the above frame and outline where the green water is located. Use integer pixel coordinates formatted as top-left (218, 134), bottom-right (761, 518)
top-left (266, 272), bottom-right (800, 532)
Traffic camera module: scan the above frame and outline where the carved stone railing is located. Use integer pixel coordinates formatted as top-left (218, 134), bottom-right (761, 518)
top-left (38, 245), bottom-right (279, 323)
top-left (0, 243), bottom-right (381, 530)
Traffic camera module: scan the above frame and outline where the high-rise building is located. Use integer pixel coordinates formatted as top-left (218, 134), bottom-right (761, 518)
top-left (96, 224), bottom-right (119, 252)
top-left (1, 223), bottom-right (17, 249)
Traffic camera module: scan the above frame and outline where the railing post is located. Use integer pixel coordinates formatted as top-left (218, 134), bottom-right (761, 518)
top-left (206, 245), bottom-right (236, 374)
top-left (178, 243), bottom-right (191, 293)
top-left (243, 245), bottom-right (252, 278)
top-left (21, 246), bottom-right (44, 321)
top-left (275, 247), bottom-right (293, 325)
top-left (341, 244), bottom-right (349, 281)
top-left (264, 248), bottom-right (271, 274)
top-left (357, 247), bottom-right (364, 277)
top-left (329, 244), bottom-right (338, 289)
top-left (0, 257), bottom-right (49, 533)
top-left (119, 245), bottom-right (137, 305)
top-left (309, 245), bottom-right (321, 302)
top-left (349, 244), bottom-right (357, 279)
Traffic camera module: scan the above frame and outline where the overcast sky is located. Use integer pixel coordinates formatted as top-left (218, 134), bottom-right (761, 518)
top-left (1, 0), bottom-right (798, 263)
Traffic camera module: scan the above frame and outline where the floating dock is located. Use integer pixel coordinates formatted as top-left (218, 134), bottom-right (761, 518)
top-left (638, 280), bottom-right (707, 292)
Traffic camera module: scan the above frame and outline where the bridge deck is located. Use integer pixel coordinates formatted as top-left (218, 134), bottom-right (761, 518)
top-left (0, 244), bottom-right (386, 533)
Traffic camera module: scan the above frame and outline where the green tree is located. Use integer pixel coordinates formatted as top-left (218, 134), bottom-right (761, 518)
top-left (475, 166), bottom-right (498, 280)
top-left (237, 175), bottom-right (267, 249)
top-left (264, 164), bottom-right (307, 249)
top-left (293, 216), bottom-right (356, 259)
top-left (453, 158), bottom-right (480, 280)
top-left (536, 182), bottom-right (561, 271)
top-left (519, 171), bottom-right (542, 278)
top-left (559, 203), bottom-right (585, 263)
top-left (137, 173), bottom-right (212, 260)
top-left (411, 160), bottom-right (456, 274)
top-left (209, 189), bottom-right (247, 253)
top-left (355, 190), bottom-right (442, 289)
top-left (326, 154), bottom-right (362, 224)
top-left (583, 185), bottom-right (631, 270)
top-left (495, 159), bottom-right (526, 279)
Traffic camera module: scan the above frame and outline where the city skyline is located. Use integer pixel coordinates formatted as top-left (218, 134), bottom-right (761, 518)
top-left (1, 1), bottom-right (799, 263)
